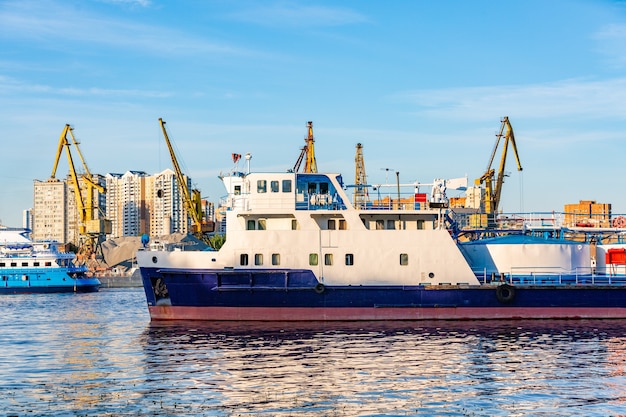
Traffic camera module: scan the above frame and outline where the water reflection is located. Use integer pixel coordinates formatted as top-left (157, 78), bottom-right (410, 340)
top-left (140, 320), bottom-right (626, 416)
top-left (0, 290), bottom-right (150, 416)
top-left (1, 289), bottom-right (625, 416)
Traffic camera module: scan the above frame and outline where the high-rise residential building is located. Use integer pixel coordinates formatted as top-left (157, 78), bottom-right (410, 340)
top-left (148, 168), bottom-right (190, 237)
top-left (33, 168), bottom-right (203, 243)
top-left (104, 168), bottom-right (193, 238)
top-left (32, 179), bottom-right (68, 242)
top-left (33, 174), bottom-right (108, 245)
top-left (105, 171), bottom-right (150, 238)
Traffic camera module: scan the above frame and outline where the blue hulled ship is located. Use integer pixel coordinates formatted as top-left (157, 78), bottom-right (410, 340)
top-left (136, 165), bottom-right (626, 321)
top-left (0, 228), bottom-right (100, 293)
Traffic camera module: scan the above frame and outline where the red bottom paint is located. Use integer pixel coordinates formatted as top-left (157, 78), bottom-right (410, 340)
top-left (149, 305), bottom-right (626, 321)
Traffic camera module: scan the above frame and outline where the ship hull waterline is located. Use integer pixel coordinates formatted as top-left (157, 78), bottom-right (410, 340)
top-left (147, 305), bottom-right (626, 321)
top-left (0, 283), bottom-right (101, 294)
top-left (140, 269), bottom-right (626, 321)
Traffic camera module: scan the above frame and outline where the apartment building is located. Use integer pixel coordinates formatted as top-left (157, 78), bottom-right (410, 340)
top-left (148, 168), bottom-right (190, 237)
top-left (33, 169), bottom-right (200, 243)
top-left (32, 173), bottom-right (108, 244)
top-left (105, 171), bottom-right (150, 238)
top-left (32, 179), bottom-right (68, 242)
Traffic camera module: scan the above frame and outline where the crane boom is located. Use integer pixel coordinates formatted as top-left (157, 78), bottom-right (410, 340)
top-left (293, 121), bottom-right (318, 173)
top-left (475, 116), bottom-right (523, 222)
top-left (492, 116), bottom-right (522, 214)
top-left (51, 124), bottom-right (86, 233)
top-left (50, 124), bottom-right (111, 264)
top-left (158, 118), bottom-right (214, 237)
top-left (293, 147), bottom-right (306, 172)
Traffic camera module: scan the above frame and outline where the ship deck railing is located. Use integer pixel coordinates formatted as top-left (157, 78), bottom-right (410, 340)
top-left (0, 265), bottom-right (87, 275)
top-left (474, 266), bottom-right (626, 286)
top-left (453, 211), bottom-right (626, 241)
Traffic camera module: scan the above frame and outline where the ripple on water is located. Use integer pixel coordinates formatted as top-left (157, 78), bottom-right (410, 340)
top-left (0, 290), bottom-right (626, 416)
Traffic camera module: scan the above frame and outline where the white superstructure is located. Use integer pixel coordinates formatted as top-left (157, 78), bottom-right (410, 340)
top-left (140, 171), bottom-right (481, 286)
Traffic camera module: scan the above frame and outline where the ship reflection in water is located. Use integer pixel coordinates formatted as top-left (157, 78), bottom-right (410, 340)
top-left (1, 289), bottom-right (625, 416)
top-left (141, 320), bottom-right (626, 416)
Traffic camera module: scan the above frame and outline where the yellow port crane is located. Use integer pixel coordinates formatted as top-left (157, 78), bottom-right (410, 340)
top-left (293, 121), bottom-right (318, 173)
top-left (475, 116), bottom-right (523, 225)
top-left (354, 143), bottom-right (369, 209)
top-left (158, 118), bottom-right (215, 242)
top-left (50, 124), bottom-right (111, 261)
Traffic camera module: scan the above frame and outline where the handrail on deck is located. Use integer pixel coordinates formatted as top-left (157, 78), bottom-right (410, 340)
top-left (473, 265), bottom-right (626, 286)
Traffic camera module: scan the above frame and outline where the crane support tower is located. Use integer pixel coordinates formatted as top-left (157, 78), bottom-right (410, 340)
top-left (293, 121), bottom-right (318, 173)
top-left (354, 143), bottom-right (369, 209)
top-left (158, 118), bottom-right (215, 242)
top-left (50, 124), bottom-right (111, 263)
top-left (475, 116), bottom-right (523, 226)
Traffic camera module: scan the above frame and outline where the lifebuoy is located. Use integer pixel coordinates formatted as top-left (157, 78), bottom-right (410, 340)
top-left (314, 282), bottom-right (325, 294)
top-left (496, 284), bottom-right (515, 304)
top-left (613, 216), bottom-right (626, 228)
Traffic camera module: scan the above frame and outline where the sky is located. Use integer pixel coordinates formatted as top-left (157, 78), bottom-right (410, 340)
top-left (2, 0), bottom-right (626, 227)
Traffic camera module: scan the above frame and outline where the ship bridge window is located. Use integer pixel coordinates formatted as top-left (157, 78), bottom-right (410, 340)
top-left (257, 180), bottom-right (267, 193)
top-left (247, 220), bottom-right (256, 230)
top-left (345, 254), bottom-right (354, 266)
top-left (292, 219), bottom-right (299, 230)
top-left (258, 219), bottom-right (266, 230)
top-left (240, 254), bottom-right (249, 266)
top-left (234, 185), bottom-right (241, 195)
top-left (376, 220), bottom-right (384, 230)
top-left (339, 219), bottom-right (346, 230)
top-left (271, 181), bottom-right (279, 193)
top-left (417, 220), bottom-right (425, 230)
top-left (328, 219), bottom-right (336, 230)
top-left (282, 180), bottom-right (292, 193)
top-left (387, 220), bottom-right (396, 230)
top-left (296, 174), bottom-right (346, 210)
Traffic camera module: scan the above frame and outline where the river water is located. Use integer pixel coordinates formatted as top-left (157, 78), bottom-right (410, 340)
top-left (1, 288), bottom-right (625, 416)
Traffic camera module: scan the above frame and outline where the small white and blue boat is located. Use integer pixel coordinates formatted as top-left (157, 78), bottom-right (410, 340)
top-left (0, 228), bottom-right (100, 293)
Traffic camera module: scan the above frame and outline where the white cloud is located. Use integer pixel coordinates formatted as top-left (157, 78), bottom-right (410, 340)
top-left (0, 0), bottom-right (249, 56)
top-left (99, 0), bottom-right (152, 7)
top-left (0, 75), bottom-right (171, 98)
top-left (226, 2), bottom-right (369, 27)
top-left (395, 78), bottom-right (626, 121)
top-left (594, 23), bottom-right (626, 69)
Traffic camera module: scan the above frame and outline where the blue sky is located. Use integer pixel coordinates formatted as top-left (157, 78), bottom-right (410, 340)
top-left (2, 0), bottom-right (626, 227)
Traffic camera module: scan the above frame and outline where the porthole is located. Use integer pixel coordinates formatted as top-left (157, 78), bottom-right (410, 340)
top-left (428, 272), bottom-right (435, 278)
top-left (152, 256), bottom-right (158, 264)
